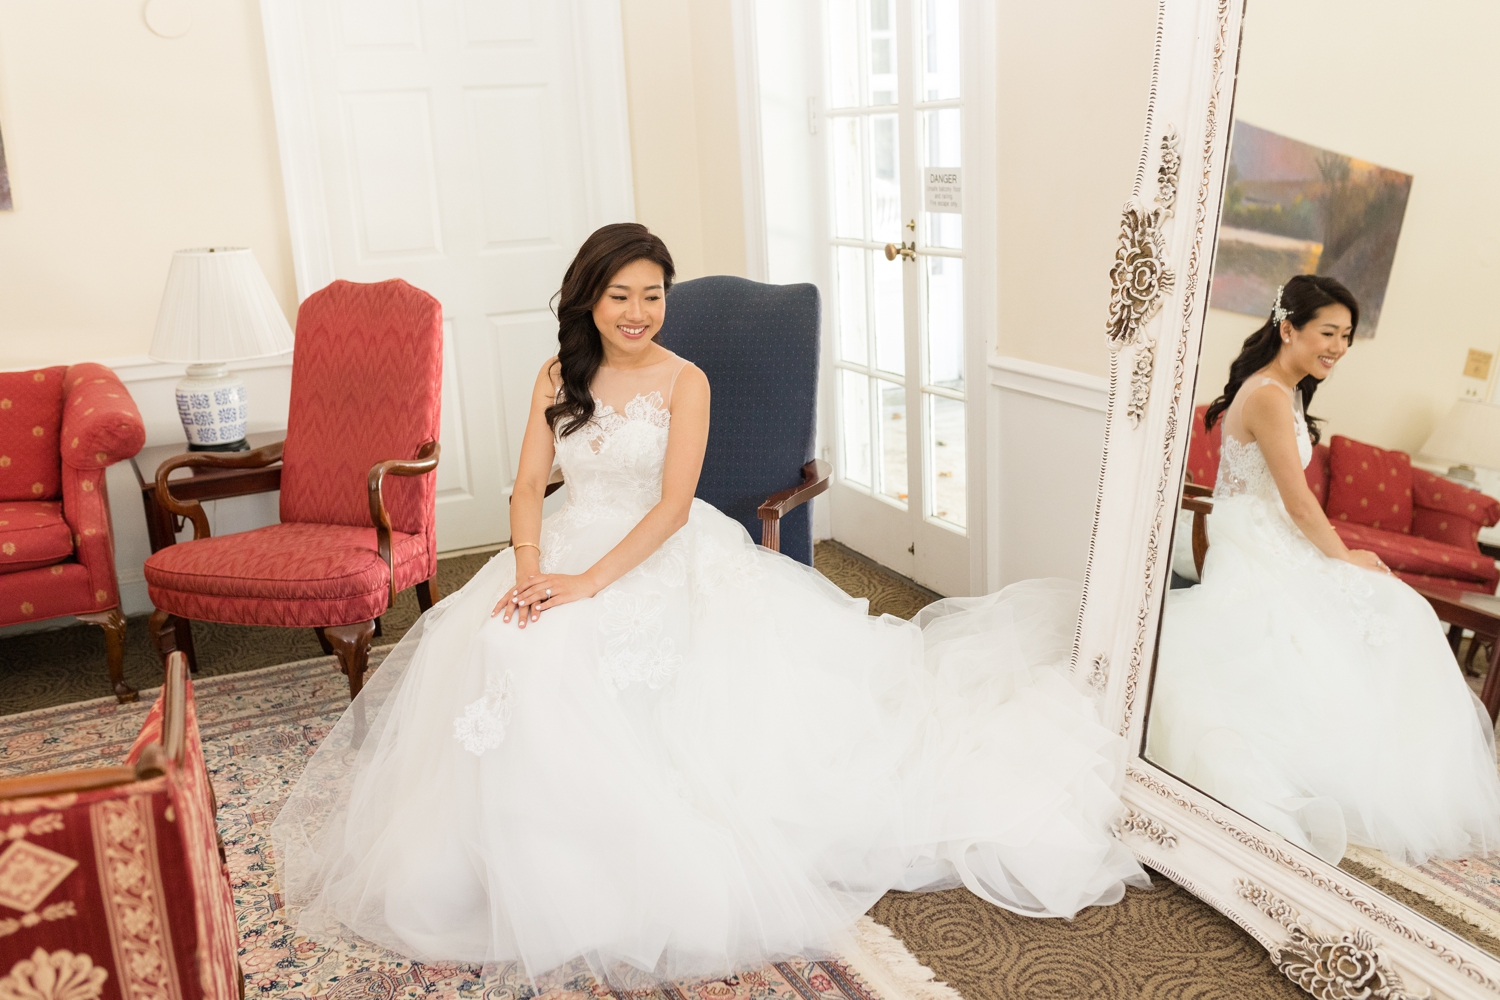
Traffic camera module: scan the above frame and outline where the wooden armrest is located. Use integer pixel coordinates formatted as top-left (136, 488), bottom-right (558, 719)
top-left (1180, 495), bottom-right (1212, 578)
top-left (757, 459), bottom-right (831, 552)
top-left (154, 441), bottom-right (285, 540)
top-left (368, 441), bottom-right (441, 608)
top-left (1182, 481), bottom-right (1213, 499)
top-left (0, 652), bottom-right (190, 799)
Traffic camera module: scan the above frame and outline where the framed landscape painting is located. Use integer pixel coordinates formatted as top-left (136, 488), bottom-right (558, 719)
top-left (1210, 121), bottom-right (1411, 336)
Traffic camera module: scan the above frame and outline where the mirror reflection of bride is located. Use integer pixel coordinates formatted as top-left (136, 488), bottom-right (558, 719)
top-left (1148, 274), bottom-right (1500, 866)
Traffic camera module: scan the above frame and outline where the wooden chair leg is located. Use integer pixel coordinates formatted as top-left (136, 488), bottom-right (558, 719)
top-left (416, 578), bottom-right (439, 612)
top-left (313, 628), bottom-right (334, 656)
top-left (1482, 636), bottom-right (1500, 725)
top-left (77, 609), bottom-right (136, 704)
top-left (325, 620), bottom-right (376, 700)
top-left (373, 616), bottom-right (383, 639)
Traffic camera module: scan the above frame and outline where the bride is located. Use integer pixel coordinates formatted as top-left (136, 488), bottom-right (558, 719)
top-left (1149, 274), bottom-right (1500, 867)
top-left (272, 223), bottom-right (1148, 987)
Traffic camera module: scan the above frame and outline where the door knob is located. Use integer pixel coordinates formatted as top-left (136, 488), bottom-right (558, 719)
top-left (884, 241), bottom-right (917, 262)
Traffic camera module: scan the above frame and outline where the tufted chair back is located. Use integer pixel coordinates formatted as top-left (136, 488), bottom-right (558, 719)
top-left (280, 280), bottom-right (443, 556)
top-left (657, 276), bottom-right (821, 565)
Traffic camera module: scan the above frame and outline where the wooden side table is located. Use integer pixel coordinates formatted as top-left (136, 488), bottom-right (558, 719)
top-left (129, 431), bottom-right (286, 668)
top-left (1416, 586), bottom-right (1500, 723)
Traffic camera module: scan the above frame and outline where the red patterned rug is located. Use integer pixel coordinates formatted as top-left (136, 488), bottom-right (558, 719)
top-left (0, 654), bottom-right (958, 1000)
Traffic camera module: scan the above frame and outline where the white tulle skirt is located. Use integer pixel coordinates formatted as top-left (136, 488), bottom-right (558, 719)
top-left (1149, 493), bottom-right (1500, 866)
top-left (271, 498), bottom-right (1147, 986)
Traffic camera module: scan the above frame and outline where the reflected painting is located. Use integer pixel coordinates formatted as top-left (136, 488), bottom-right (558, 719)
top-left (0, 118), bottom-right (10, 211)
top-left (1211, 122), bottom-right (1411, 336)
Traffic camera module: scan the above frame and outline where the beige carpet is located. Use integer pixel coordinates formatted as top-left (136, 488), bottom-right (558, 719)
top-left (1, 540), bottom-right (1308, 999)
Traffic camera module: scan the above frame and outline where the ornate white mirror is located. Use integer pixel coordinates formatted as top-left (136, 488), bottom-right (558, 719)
top-left (1084, 1), bottom-right (1500, 995)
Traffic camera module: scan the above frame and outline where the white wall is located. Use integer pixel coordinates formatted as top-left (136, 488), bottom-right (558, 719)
top-left (987, 357), bottom-right (1108, 587)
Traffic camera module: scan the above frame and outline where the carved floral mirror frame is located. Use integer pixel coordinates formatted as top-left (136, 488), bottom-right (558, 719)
top-left (1079, 1), bottom-right (1500, 996)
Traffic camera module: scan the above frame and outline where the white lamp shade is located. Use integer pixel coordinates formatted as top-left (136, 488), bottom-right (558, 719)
top-left (1420, 399), bottom-right (1500, 472)
top-left (148, 247), bottom-right (294, 364)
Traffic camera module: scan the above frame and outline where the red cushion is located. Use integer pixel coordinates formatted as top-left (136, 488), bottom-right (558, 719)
top-left (1334, 522), bottom-right (1498, 586)
top-left (1187, 405), bottom-right (1221, 488)
top-left (280, 280), bottom-right (443, 537)
top-left (0, 501), bottom-right (73, 574)
top-left (1395, 571), bottom-right (1496, 596)
top-left (60, 362), bottom-right (146, 470)
top-left (144, 520), bottom-right (430, 628)
top-left (1305, 442), bottom-right (1331, 507)
top-left (1326, 435), bottom-right (1414, 533)
top-left (1409, 469), bottom-right (1500, 556)
top-left (0, 562), bottom-right (94, 624)
top-left (0, 366), bottom-right (66, 501)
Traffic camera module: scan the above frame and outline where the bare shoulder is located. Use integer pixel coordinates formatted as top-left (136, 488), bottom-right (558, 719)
top-left (535, 356), bottom-right (562, 393)
top-left (1241, 381), bottom-right (1295, 432)
top-left (672, 361), bottom-right (710, 401)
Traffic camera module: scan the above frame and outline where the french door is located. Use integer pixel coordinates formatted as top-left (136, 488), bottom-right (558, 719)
top-left (823, 0), bottom-right (971, 595)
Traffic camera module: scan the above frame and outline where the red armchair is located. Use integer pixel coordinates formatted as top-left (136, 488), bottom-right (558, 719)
top-left (1186, 405), bottom-right (1500, 593)
top-left (143, 279), bottom-right (443, 698)
top-left (0, 364), bottom-right (145, 701)
top-left (0, 653), bottom-right (241, 1000)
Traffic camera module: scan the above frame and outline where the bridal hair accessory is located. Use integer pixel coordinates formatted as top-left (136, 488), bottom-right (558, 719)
top-left (1271, 285), bottom-right (1289, 327)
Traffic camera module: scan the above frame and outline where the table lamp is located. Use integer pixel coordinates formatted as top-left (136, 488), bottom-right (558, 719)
top-left (149, 247), bottom-right (294, 451)
top-left (1419, 399), bottom-right (1500, 481)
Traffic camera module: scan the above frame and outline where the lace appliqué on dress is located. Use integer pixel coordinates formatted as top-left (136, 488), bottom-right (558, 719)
top-left (598, 590), bottom-right (683, 690)
top-left (453, 672), bottom-right (516, 756)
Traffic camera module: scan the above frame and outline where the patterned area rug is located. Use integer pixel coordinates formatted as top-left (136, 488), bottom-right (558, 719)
top-left (0, 540), bottom-right (1354, 998)
top-left (0, 653), bottom-right (964, 1000)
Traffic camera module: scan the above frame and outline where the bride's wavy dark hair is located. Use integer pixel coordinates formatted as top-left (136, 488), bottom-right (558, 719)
top-left (545, 223), bottom-right (676, 438)
top-left (1203, 274), bottom-right (1359, 446)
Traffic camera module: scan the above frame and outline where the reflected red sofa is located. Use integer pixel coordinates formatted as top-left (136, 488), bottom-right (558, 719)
top-left (1188, 405), bottom-right (1500, 594)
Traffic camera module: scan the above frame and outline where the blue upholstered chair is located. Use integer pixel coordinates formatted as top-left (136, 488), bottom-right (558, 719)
top-left (657, 276), bottom-right (829, 565)
top-left (535, 276), bottom-right (829, 563)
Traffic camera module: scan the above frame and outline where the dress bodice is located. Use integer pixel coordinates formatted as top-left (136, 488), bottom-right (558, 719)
top-left (1214, 377), bottom-right (1312, 503)
top-left (553, 390), bottom-right (673, 522)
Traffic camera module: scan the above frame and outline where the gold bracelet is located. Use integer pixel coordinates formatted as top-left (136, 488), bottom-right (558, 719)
top-left (513, 542), bottom-right (540, 553)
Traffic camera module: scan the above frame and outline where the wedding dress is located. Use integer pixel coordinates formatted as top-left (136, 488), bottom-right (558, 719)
top-left (272, 355), bottom-right (1148, 986)
top-left (1149, 376), bottom-right (1500, 866)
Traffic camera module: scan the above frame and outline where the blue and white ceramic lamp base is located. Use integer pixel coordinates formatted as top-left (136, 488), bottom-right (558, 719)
top-left (175, 363), bottom-right (250, 451)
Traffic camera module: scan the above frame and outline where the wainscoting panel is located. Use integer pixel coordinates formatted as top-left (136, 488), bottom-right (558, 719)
top-left (986, 356), bottom-right (1108, 591)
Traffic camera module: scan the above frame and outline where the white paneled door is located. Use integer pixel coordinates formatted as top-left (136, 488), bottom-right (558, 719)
top-left (261, 0), bottom-right (634, 550)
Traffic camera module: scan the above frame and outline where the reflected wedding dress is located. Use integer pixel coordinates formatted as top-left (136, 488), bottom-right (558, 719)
top-left (1150, 376), bottom-right (1500, 866)
top-left (272, 357), bottom-right (1147, 986)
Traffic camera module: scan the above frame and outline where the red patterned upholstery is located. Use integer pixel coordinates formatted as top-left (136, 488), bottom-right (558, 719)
top-left (1187, 413), bottom-right (1500, 592)
top-left (147, 521), bottom-right (429, 628)
top-left (1187, 406), bottom-right (1221, 488)
top-left (1326, 435), bottom-right (1413, 533)
top-left (1305, 442), bottom-right (1331, 506)
top-left (145, 279), bottom-right (443, 632)
top-left (0, 502), bottom-right (73, 573)
top-left (0, 366), bottom-right (142, 626)
top-left (281, 280), bottom-right (443, 548)
top-left (1390, 572), bottom-right (1496, 596)
top-left (1333, 522), bottom-right (1499, 588)
top-left (0, 673), bottom-right (239, 1000)
top-left (0, 366), bottom-right (66, 501)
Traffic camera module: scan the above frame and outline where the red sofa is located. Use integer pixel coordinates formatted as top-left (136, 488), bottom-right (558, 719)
top-left (1188, 405), bottom-right (1500, 594)
top-left (0, 364), bottom-right (145, 700)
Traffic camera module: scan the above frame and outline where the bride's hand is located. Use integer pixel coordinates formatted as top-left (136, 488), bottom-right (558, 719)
top-left (507, 573), bottom-right (601, 622)
top-left (1348, 549), bottom-right (1392, 575)
top-left (493, 572), bottom-right (541, 626)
